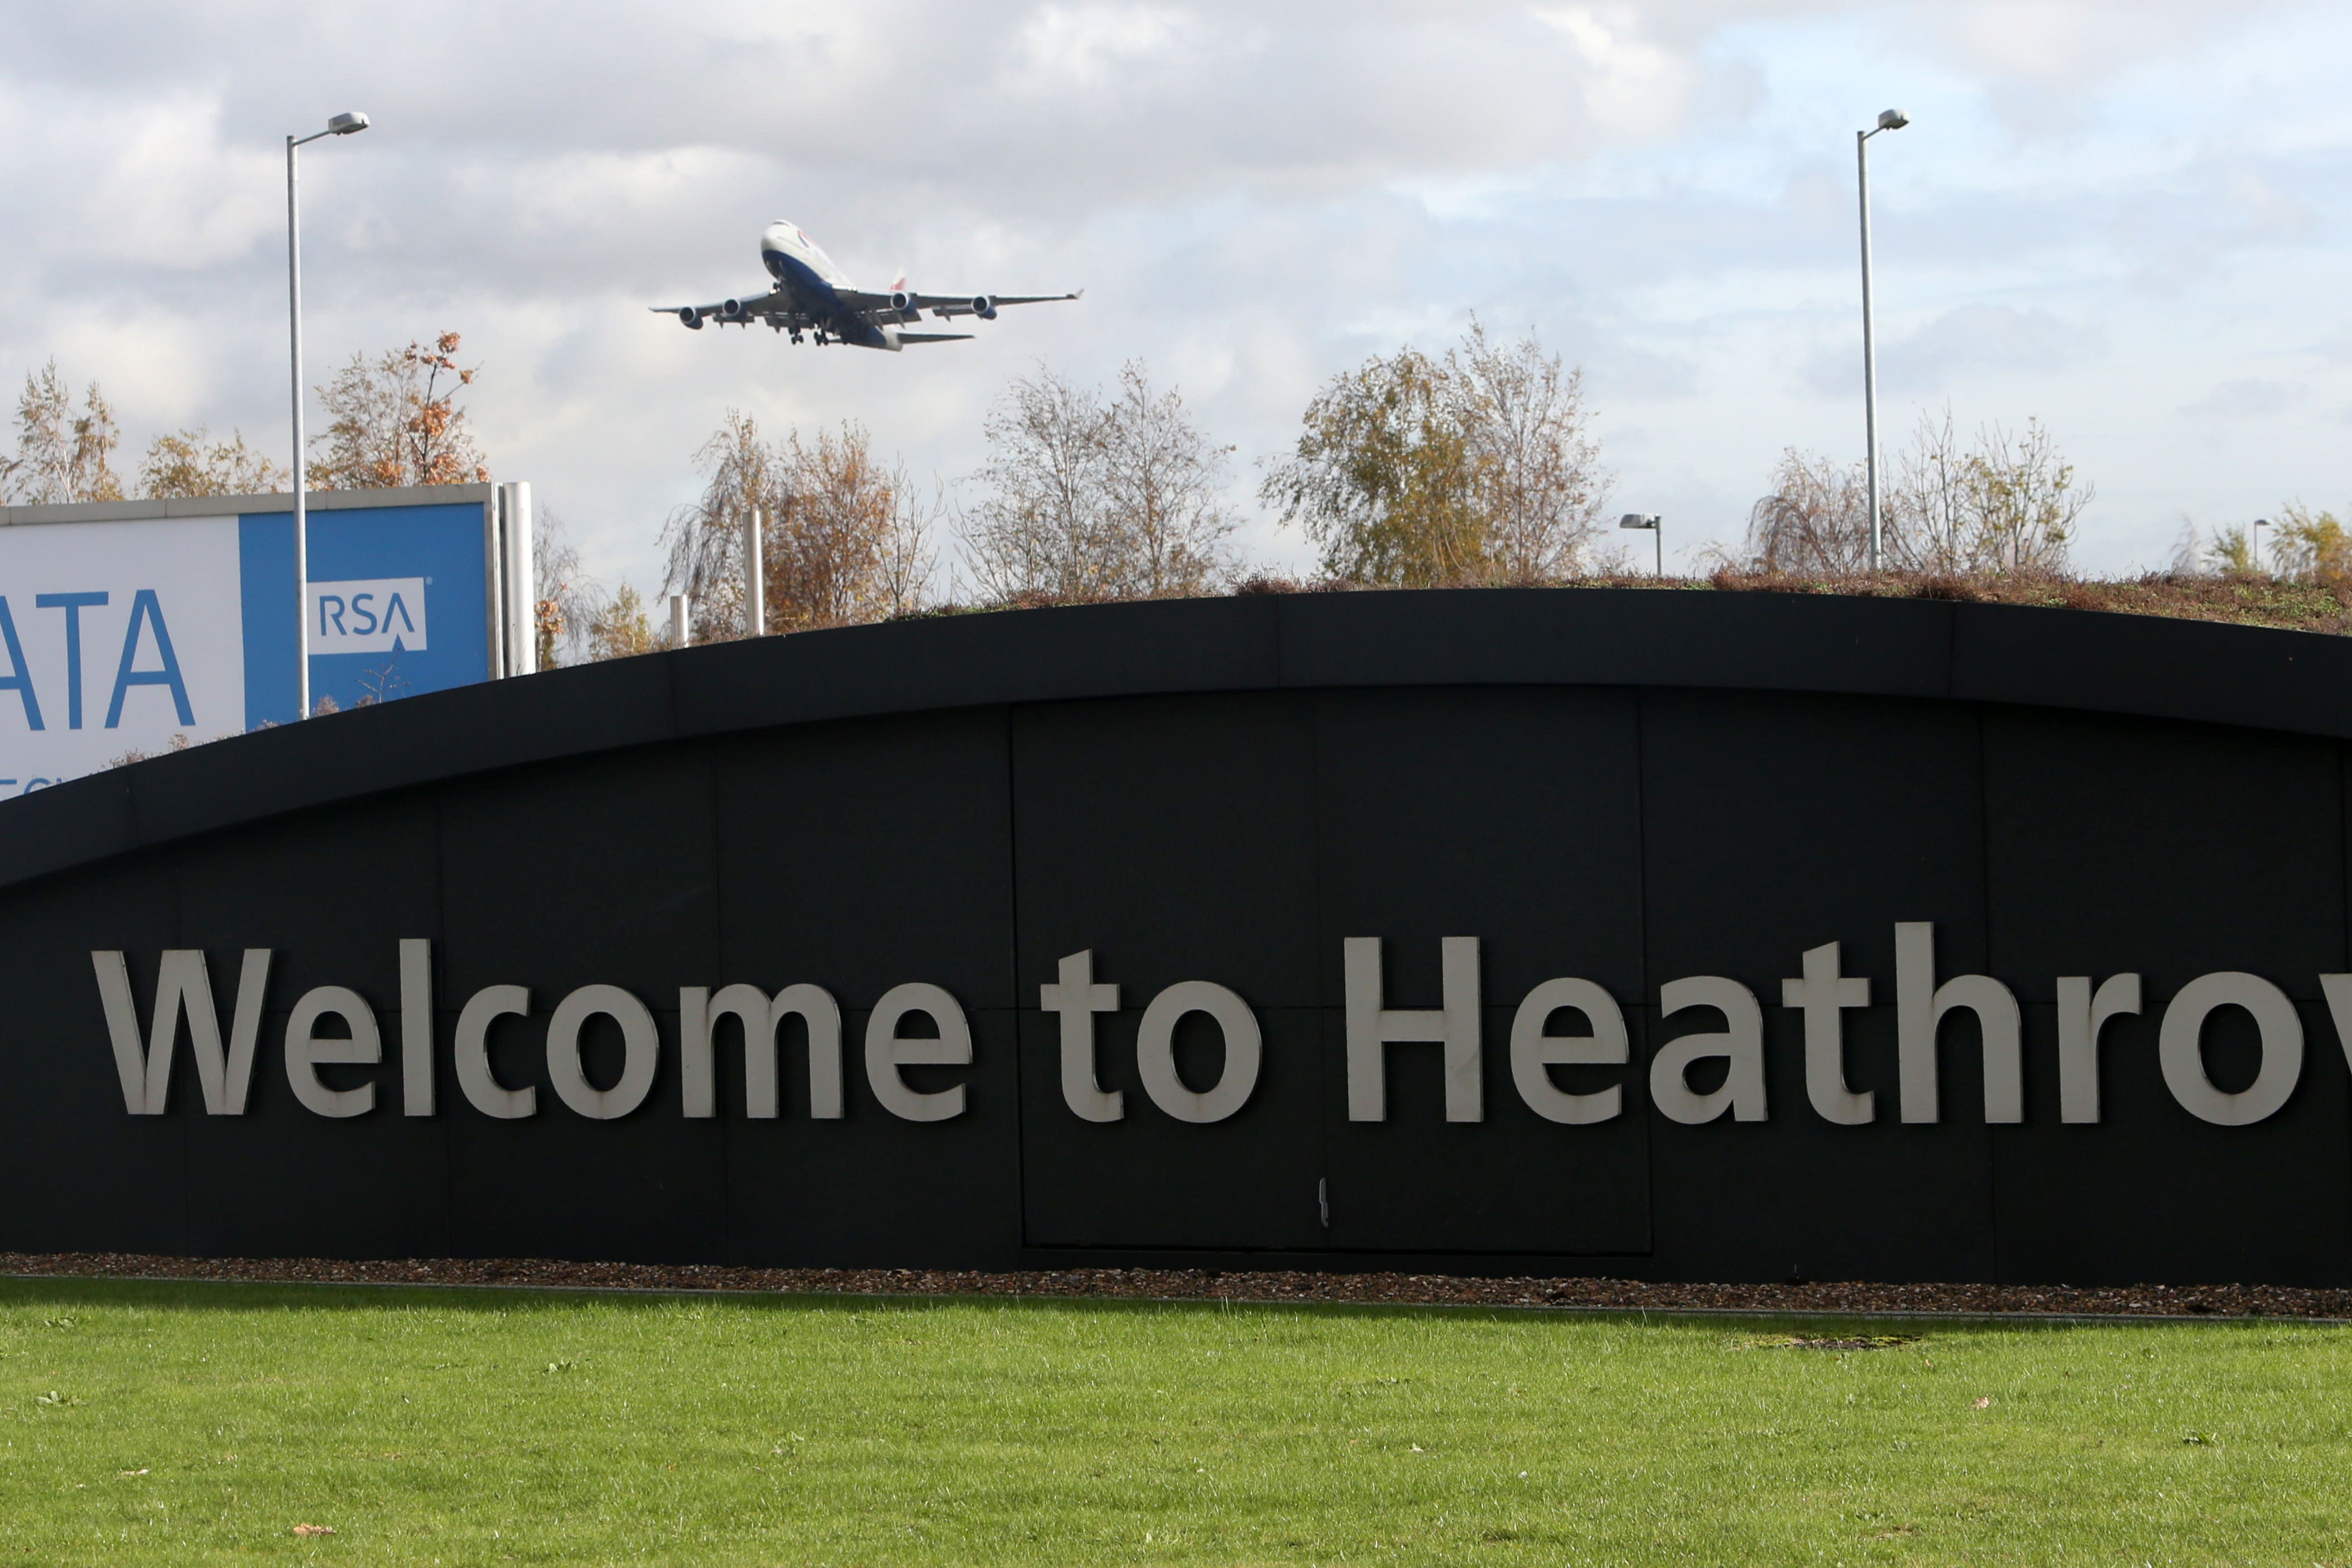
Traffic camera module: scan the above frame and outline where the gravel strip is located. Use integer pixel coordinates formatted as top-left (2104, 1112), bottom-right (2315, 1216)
top-left (1, 1253), bottom-right (2348, 1321)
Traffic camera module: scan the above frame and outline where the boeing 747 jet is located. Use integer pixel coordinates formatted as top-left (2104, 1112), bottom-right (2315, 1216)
top-left (652, 220), bottom-right (1080, 351)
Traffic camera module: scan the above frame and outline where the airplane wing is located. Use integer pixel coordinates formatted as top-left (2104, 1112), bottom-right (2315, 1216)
top-left (648, 290), bottom-right (800, 327)
top-left (834, 288), bottom-right (1083, 321)
top-left (918, 290), bottom-right (1083, 319)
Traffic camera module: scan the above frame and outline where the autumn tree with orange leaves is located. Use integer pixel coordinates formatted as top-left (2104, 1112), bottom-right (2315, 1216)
top-left (310, 331), bottom-right (492, 490)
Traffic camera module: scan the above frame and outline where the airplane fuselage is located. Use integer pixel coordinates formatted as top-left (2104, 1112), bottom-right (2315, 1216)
top-left (759, 221), bottom-right (894, 348)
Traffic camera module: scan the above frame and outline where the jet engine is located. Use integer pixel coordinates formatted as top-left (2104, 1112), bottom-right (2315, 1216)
top-left (890, 289), bottom-right (916, 316)
top-left (719, 299), bottom-right (748, 322)
top-left (972, 295), bottom-right (998, 321)
top-left (678, 307), bottom-right (704, 330)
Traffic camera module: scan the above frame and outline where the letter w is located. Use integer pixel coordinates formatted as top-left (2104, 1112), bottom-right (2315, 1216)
top-left (91, 950), bottom-right (273, 1115)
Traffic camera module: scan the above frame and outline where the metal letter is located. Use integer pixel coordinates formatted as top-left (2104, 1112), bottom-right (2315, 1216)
top-left (1508, 977), bottom-right (1626, 1125)
top-left (680, 983), bottom-right (843, 1118)
top-left (545, 984), bottom-right (660, 1120)
top-left (1134, 980), bottom-right (1261, 1124)
top-left (1041, 950), bottom-right (1122, 1122)
top-left (284, 985), bottom-right (382, 1118)
top-left (400, 938), bottom-right (434, 1115)
top-left (2056, 973), bottom-right (2141, 1123)
top-left (864, 982), bottom-right (973, 1122)
top-left (2159, 971), bottom-right (2302, 1126)
top-left (455, 984), bottom-right (535, 1118)
top-left (1895, 922), bottom-right (2022, 1123)
top-left (1344, 936), bottom-right (1481, 1122)
top-left (1651, 975), bottom-right (1767, 1124)
top-left (1782, 941), bottom-right (1873, 1125)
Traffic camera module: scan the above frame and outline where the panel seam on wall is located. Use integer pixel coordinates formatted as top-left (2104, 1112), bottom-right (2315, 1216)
top-left (1004, 704), bottom-right (1030, 1252)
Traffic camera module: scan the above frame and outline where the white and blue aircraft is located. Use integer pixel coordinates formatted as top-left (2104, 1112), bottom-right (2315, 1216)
top-left (653, 220), bottom-right (1080, 351)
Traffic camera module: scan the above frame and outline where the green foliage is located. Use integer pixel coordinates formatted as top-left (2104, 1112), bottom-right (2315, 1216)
top-left (0, 1278), bottom-right (2348, 1564)
top-left (137, 429), bottom-right (287, 499)
top-left (1262, 323), bottom-right (1607, 586)
top-left (2274, 502), bottom-right (2350, 583)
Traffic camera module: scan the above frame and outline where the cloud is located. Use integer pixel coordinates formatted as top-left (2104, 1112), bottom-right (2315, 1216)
top-left (1802, 304), bottom-right (2104, 396)
top-left (0, 0), bottom-right (2345, 591)
top-left (2181, 378), bottom-right (2308, 419)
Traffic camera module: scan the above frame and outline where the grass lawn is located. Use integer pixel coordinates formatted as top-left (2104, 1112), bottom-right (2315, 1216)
top-left (0, 1278), bottom-right (2345, 1565)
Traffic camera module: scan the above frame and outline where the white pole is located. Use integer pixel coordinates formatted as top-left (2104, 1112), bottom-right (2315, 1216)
top-left (1654, 521), bottom-right (1663, 578)
top-left (1858, 127), bottom-right (1882, 574)
top-left (671, 592), bottom-right (691, 649)
top-left (287, 134), bottom-right (310, 720)
top-left (746, 506), bottom-right (765, 637)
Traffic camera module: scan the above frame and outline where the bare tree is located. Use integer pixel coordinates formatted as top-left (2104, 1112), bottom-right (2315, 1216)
top-left (963, 367), bottom-right (1119, 600)
top-left (138, 428), bottom-right (287, 498)
top-left (1743, 449), bottom-right (1872, 572)
top-left (532, 508), bottom-right (605, 668)
top-left (2, 361), bottom-right (121, 504)
top-left (311, 331), bottom-right (492, 490)
top-left (1454, 320), bottom-right (1609, 579)
top-left (658, 410), bottom-right (767, 642)
top-left (1096, 362), bottom-right (1239, 595)
top-left (1746, 410), bottom-right (2091, 577)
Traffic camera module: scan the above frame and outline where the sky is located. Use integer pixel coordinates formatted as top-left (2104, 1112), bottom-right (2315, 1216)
top-left (1, 0), bottom-right (2346, 591)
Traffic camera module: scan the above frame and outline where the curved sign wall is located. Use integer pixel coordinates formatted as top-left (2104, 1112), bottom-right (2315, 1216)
top-left (3, 589), bottom-right (2348, 1286)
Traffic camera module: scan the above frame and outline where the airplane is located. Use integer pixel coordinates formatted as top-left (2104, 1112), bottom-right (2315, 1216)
top-left (652, 220), bottom-right (1081, 351)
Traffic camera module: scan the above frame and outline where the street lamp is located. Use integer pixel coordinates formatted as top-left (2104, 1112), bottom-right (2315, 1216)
top-left (287, 109), bottom-right (369, 720)
top-left (2252, 517), bottom-right (2270, 575)
top-left (1620, 513), bottom-right (1663, 577)
top-left (1857, 107), bottom-right (1908, 572)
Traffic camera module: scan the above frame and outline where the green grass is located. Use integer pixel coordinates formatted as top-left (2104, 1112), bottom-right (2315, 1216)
top-left (0, 1278), bottom-right (2346, 1565)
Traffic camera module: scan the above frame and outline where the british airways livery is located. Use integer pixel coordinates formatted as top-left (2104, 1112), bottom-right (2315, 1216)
top-left (652, 220), bottom-right (1081, 351)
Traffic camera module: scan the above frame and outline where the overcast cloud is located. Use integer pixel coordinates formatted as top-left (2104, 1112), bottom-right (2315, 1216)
top-left (1, 0), bottom-right (2345, 588)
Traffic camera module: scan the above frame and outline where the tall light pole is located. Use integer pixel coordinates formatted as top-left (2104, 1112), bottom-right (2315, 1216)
top-left (1857, 107), bottom-right (1908, 571)
top-left (287, 109), bottom-right (370, 720)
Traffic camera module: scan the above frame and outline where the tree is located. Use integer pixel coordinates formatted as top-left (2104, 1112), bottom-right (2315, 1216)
top-left (1261, 323), bottom-right (1607, 586)
top-left (586, 583), bottom-right (659, 661)
top-left (1454, 321), bottom-right (1608, 580)
top-left (1096, 363), bottom-right (1239, 597)
top-left (1742, 449), bottom-right (1872, 572)
top-left (1742, 410), bottom-right (2091, 576)
top-left (767, 424), bottom-right (937, 631)
top-left (660, 411), bottom-right (938, 643)
top-left (1886, 409), bottom-right (2088, 574)
top-left (1261, 345), bottom-right (1478, 586)
top-left (1, 360), bottom-right (121, 504)
top-left (138, 428), bottom-right (287, 498)
top-left (310, 331), bottom-right (492, 490)
top-left (2273, 503), bottom-right (2350, 583)
top-left (961, 360), bottom-right (1235, 602)
top-left (533, 509), bottom-right (604, 669)
top-left (963, 367), bottom-right (1120, 600)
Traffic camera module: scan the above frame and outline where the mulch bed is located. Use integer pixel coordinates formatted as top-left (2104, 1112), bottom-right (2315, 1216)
top-left (0, 1253), bottom-right (2346, 1321)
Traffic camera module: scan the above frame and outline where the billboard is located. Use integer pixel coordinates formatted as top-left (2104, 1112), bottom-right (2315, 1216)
top-left (0, 484), bottom-right (530, 792)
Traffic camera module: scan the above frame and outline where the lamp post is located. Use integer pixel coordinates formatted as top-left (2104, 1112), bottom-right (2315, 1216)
top-left (287, 109), bottom-right (370, 721)
top-left (2252, 517), bottom-right (2269, 575)
top-left (1857, 107), bottom-right (1908, 572)
top-left (1620, 513), bottom-right (1663, 576)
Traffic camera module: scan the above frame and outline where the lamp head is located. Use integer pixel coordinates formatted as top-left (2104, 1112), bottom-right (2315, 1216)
top-left (1876, 108), bottom-right (1910, 132)
top-left (1619, 513), bottom-right (1661, 530)
top-left (327, 111), bottom-right (371, 136)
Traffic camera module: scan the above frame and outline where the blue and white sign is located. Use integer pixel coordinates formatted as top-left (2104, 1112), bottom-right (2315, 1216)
top-left (0, 489), bottom-right (514, 793)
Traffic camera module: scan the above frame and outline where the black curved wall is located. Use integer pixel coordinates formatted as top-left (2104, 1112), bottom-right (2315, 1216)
top-left (4, 589), bottom-right (2349, 1286)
